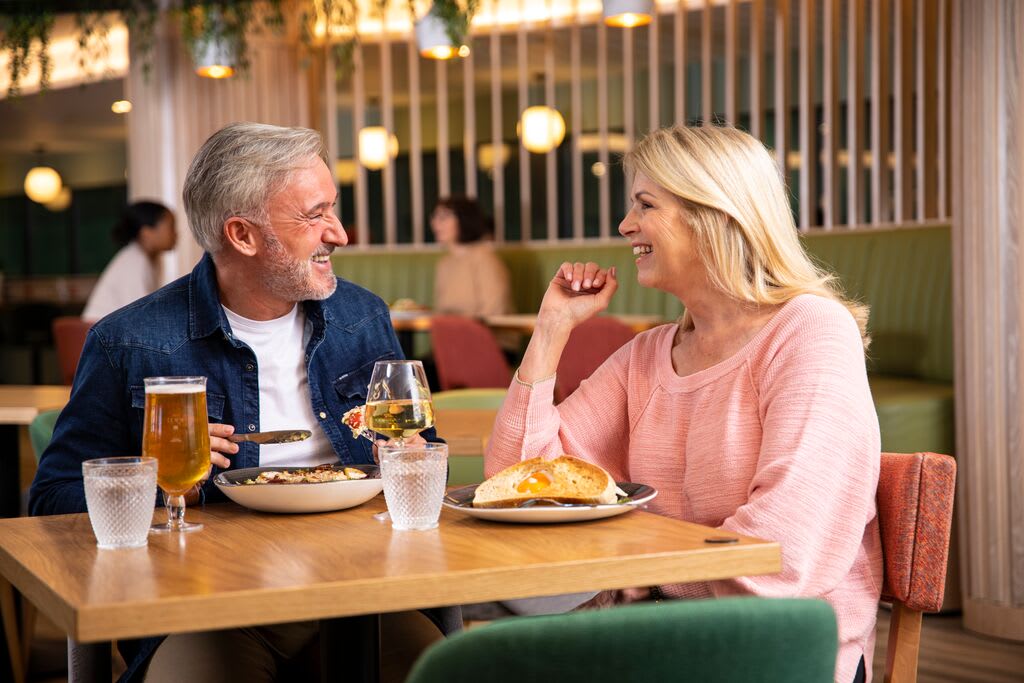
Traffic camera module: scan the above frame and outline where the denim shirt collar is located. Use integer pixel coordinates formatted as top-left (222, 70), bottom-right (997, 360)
top-left (187, 252), bottom-right (332, 340)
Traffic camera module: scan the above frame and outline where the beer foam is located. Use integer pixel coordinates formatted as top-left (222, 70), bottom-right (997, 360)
top-left (145, 384), bottom-right (205, 394)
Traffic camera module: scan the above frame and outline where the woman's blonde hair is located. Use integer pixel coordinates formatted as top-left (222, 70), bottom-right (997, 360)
top-left (623, 125), bottom-right (869, 347)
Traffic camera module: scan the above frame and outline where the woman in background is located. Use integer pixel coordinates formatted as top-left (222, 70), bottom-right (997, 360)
top-left (485, 125), bottom-right (881, 683)
top-left (430, 196), bottom-right (513, 318)
top-left (82, 200), bottom-right (177, 321)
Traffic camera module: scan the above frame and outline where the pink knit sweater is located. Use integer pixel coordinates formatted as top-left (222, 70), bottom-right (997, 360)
top-left (486, 294), bottom-right (883, 683)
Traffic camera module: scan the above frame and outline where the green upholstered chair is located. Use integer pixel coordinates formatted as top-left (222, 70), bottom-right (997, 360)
top-left (405, 597), bottom-right (839, 683)
top-left (433, 389), bottom-right (506, 485)
top-left (29, 408), bottom-right (60, 462)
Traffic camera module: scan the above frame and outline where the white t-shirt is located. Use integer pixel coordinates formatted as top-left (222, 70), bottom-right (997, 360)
top-left (222, 304), bottom-right (333, 468)
top-left (83, 242), bottom-right (161, 321)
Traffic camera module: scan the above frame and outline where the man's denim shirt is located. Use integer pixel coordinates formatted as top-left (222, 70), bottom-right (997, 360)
top-left (29, 253), bottom-right (432, 516)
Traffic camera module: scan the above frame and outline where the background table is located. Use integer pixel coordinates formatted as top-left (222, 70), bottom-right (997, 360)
top-left (0, 498), bottom-right (781, 682)
top-left (0, 385), bottom-right (71, 518)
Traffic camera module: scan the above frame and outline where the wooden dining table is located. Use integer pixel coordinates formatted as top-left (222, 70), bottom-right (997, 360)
top-left (0, 385), bottom-right (71, 518)
top-left (0, 497), bottom-right (781, 682)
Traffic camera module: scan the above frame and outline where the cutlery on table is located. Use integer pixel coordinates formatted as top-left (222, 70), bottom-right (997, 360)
top-left (227, 430), bottom-right (312, 444)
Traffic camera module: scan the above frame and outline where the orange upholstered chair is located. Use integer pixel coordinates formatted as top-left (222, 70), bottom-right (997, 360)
top-left (430, 315), bottom-right (513, 390)
top-left (877, 451), bottom-right (956, 683)
top-left (52, 316), bottom-right (93, 385)
top-left (554, 316), bottom-right (636, 403)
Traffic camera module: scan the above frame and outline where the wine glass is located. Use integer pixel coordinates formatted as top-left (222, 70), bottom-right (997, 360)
top-left (365, 360), bottom-right (434, 444)
top-left (365, 361), bottom-right (434, 523)
top-left (143, 376), bottom-right (211, 533)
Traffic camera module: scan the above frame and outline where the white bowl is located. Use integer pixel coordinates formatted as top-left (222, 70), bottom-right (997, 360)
top-left (214, 464), bottom-right (382, 513)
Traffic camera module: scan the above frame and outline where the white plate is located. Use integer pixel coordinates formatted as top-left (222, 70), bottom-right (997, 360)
top-left (443, 482), bottom-right (657, 524)
top-left (214, 464), bottom-right (382, 513)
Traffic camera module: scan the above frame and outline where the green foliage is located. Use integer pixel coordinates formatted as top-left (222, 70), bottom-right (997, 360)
top-left (0, 12), bottom-right (55, 97)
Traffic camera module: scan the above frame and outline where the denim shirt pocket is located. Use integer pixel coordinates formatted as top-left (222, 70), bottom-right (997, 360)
top-left (129, 386), bottom-right (227, 420)
top-left (332, 353), bottom-right (397, 402)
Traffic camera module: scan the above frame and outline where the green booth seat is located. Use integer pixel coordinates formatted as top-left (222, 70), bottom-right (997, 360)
top-left (29, 408), bottom-right (61, 463)
top-left (433, 389), bottom-right (507, 486)
top-left (406, 597), bottom-right (839, 683)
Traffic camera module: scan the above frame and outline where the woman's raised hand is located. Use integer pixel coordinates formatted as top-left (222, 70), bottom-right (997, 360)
top-left (537, 262), bottom-right (619, 333)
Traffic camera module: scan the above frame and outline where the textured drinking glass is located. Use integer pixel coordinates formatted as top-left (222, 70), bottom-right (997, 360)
top-left (143, 376), bottom-right (211, 533)
top-left (380, 442), bottom-right (448, 530)
top-left (82, 457), bottom-right (158, 549)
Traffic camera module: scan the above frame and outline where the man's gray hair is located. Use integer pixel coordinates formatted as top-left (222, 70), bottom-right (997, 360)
top-left (182, 122), bottom-right (328, 254)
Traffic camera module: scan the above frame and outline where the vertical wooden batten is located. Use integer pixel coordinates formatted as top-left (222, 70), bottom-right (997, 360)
top-left (725, 0), bottom-right (737, 126)
top-left (916, 0), bottom-right (938, 220)
top-left (353, 43), bottom-right (369, 247)
top-left (571, 5), bottom-right (584, 240)
top-left (892, 0), bottom-right (914, 223)
top-left (544, 22), bottom-right (557, 241)
top-left (951, 0), bottom-right (1024, 643)
top-left (408, 34), bottom-right (424, 244)
top-left (797, 0), bottom-right (816, 230)
top-left (702, 0), bottom-right (713, 123)
top-left (773, 0), bottom-right (789, 173)
top-left (380, 27), bottom-right (397, 245)
top-left (870, 0), bottom-right (891, 225)
top-left (674, 0), bottom-right (686, 124)
top-left (436, 60), bottom-right (451, 199)
top-left (749, 0), bottom-right (764, 139)
top-left (489, 15), bottom-right (505, 242)
top-left (649, 8), bottom-right (660, 131)
top-left (517, 9), bottom-right (531, 241)
top-left (846, 0), bottom-right (866, 226)
top-left (597, 19), bottom-right (610, 238)
top-left (464, 48), bottom-right (477, 198)
top-left (822, 0), bottom-right (839, 229)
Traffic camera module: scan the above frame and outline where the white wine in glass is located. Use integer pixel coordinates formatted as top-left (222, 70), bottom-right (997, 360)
top-left (365, 361), bottom-right (434, 444)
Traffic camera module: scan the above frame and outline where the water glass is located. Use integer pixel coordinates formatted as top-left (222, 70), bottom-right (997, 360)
top-left (380, 442), bottom-right (448, 531)
top-left (82, 457), bottom-right (158, 549)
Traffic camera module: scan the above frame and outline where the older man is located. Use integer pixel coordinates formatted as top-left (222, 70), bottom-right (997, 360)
top-left (29, 122), bottom-right (457, 682)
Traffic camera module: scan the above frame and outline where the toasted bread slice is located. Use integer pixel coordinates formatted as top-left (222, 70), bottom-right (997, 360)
top-left (472, 455), bottom-right (618, 508)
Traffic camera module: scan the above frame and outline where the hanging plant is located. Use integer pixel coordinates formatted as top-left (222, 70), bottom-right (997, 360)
top-left (424, 0), bottom-right (478, 50)
top-left (0, 11), bottom-right (54, 97)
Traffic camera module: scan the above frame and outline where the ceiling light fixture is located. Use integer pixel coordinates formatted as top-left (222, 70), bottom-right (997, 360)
top-left (111, 99), bottom-right (132, 114)
top-left (24, 146), bottom-right (63, 204)
top-left (44, 186), bottom-right (72, 212)
top-left (602, 0), bottom-right (654, 28)
top-left (415, 10), bottom-right (468, 60)
top-left (517, 106), bottom-right (566, 154)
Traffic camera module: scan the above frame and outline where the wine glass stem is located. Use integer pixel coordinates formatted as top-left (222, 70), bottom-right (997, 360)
top-left (165, 493), bottom-right (187, 529)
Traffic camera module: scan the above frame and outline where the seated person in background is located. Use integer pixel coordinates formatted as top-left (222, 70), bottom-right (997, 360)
top-left (30, 122), bottom-right (459, 683)
top-left (485, 125), bottom-right (881, 683)
top-left (82, 200), bottom-right (177, 321)
top-left (430, 196), bottom-right (513, 318)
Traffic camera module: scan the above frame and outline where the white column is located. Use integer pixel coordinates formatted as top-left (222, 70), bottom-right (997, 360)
top-left (952, 0), bottom-right (1024, 641)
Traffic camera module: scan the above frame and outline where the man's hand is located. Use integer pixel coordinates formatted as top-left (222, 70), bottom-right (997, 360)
top-left (185, 423), bottom-right (240, 506)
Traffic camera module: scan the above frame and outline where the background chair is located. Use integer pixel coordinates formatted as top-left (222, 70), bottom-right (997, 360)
top-left (555, 316), bottom-right (636, 403)
top-left (433, 389), bottom-right (507, 485)
top-left (407, 596), bottom-right (837, 683)
top-left (52, 317), bottom-right (93, 385)
top-left (877, 451), bottom-right (956, 683)
top-left (430, 315), bottom-right (512, 391)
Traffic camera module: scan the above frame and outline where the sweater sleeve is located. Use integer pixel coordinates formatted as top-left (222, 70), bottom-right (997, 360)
top-left (662, 304), bottom-right (881, 600)
top-left (484, 340), bottom-right (634, 480)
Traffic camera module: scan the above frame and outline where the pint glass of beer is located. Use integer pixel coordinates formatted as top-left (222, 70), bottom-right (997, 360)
top-left (144, 376), bottom-right (211, 533)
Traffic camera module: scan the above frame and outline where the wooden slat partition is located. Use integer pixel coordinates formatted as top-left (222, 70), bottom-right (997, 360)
top-left (322, 0), bottom-right (953, 245)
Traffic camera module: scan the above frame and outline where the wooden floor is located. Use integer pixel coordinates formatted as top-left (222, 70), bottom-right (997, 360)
top-left (872, 609), bottom-right (1024, 682)
top-left (20, 607), bottom-right (1024, 681)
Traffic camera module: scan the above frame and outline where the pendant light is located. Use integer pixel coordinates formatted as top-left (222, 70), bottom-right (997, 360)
top-left (193, 8), bottom-right (237, 79)
top-left (415, 8), bottom-right (470, 59)
top-left (517, 106), bottom-right (566, 154)
top-left (358, 127), bottom-right (399, 170)
top-left (24, 146), bottom-right (63, 204)
top-left (602, 0), bottom-right (654, 28)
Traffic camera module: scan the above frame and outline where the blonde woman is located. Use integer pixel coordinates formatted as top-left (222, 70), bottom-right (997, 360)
top-left (485, 125), bottom-right (881, 683)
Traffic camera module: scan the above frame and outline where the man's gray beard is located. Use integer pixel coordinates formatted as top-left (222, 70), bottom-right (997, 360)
top-left (260, 229), bottom-right (337, 302)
